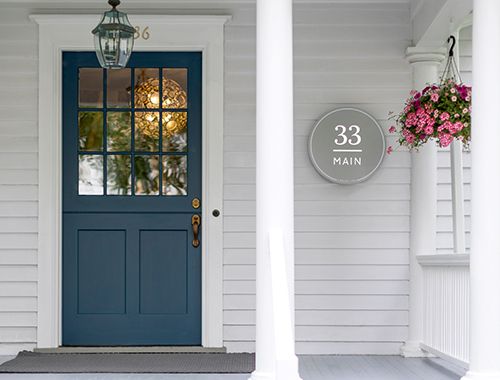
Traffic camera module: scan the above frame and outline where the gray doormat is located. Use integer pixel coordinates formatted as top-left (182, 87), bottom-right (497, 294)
top-left (0, 351), bottom-right (255, 373)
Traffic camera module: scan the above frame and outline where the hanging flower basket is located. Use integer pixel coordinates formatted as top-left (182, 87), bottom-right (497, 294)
top-left (387, 37), bottom-right (471, 154)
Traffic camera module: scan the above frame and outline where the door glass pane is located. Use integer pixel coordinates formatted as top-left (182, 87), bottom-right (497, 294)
top-left (163, 112), bottom-right (187, 152)
top-left (135, 112), bottom-right (159, 151)
top-left (134, 68), bottom-right (160, 109)
top-left (107, 68), bottom-right (131, 108)
top-left (162, 155), bottom-right (187, 196)
top-left (135, 155), bottom-right (159, 195)
top-left (163, 68), bottom-right (188, 109)
top-left (107, 155), bottom-right (131, 195)
top-left (79, 68), bottom-right (103, 108)
top-left (107, 112), bottom-right (131, 151)
top-left (79, 112), bottom-right (103, 151)
top-left (79, 155), bottom-right (103, 195)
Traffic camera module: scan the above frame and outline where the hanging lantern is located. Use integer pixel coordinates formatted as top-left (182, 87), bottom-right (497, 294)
top-left (92, 0), bottom-right (135, 69)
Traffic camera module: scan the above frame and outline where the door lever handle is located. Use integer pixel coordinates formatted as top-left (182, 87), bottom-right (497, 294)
top-left (192, 215), bottom-right (201, 248)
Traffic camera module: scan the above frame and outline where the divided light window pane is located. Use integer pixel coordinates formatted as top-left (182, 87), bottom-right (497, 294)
top-left (79, 68), bottom-right (103, 108)
top-left (107, 68), bottom-right (131, 108)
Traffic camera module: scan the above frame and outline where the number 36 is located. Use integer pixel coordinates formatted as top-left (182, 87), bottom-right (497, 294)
top-left (334, 125), bottom-right (361, 146)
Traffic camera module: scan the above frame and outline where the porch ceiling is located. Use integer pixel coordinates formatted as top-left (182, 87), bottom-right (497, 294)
top-left (0, 0), bottom-right (410, 6)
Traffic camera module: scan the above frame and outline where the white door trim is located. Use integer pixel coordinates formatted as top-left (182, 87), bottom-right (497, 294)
top-left (30, 14), bottom-right (230, 348)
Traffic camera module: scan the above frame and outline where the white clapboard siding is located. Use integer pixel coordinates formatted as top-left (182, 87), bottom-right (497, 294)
top-left (222, 3), bottom-right (411, 354)
top-left (0, 6), bottom-right (39, 354)
top-left (0, 3), bottom-right (414, 355)
top-left (436, 26), bottom-right (472, 254)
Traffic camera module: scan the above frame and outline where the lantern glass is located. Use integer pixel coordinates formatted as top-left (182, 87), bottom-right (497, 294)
top-left (92, 8), bottom-right (135, 69)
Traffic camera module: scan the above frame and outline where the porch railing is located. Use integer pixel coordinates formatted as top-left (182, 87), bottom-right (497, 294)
top-left (418, 254), bottom-right (470, 368)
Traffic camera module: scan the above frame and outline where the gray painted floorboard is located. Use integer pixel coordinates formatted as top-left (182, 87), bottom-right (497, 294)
top-left (0, 355), bottom-right (466, 380)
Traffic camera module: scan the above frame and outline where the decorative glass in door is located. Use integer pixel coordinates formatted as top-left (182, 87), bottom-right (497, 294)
top-left (78, 67), bottom-right (188, 196)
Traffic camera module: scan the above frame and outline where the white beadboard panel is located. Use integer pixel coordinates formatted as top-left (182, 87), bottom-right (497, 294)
top-left (422, 265), bottom-right (469, 365)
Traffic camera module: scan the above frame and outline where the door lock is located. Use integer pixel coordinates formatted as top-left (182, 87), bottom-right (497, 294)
top-left (192, 198), bottom-right (200, 209)
top-left (191, 215), bottom-right (201, 248)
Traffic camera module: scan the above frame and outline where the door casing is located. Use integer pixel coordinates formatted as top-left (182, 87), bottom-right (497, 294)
top-left (32, 14), bottom-right (230, 349)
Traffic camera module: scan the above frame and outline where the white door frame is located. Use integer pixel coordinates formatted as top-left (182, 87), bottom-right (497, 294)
top-left (30, 14), bottom-right (230, 348)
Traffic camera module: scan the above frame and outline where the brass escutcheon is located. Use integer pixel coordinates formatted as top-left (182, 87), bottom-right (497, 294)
top-left (192, 198), bottom-right (200, 209)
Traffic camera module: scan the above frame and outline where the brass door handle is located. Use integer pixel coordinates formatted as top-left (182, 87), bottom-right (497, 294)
top-left (192, 215), bottom-right (201, 248)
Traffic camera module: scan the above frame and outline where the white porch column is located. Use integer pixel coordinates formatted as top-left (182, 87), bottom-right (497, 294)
top-left (250, 0), bottom-right (301, 379)
top-left (401, 47), bottom-right (446, 357)
top-left (462, 1), bottom-right (500, 379)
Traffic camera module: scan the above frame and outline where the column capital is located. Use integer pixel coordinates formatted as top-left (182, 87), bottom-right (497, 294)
top-left (406, 46), bottom-right (447, 65)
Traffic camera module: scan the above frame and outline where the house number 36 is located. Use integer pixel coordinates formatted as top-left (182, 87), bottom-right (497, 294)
top-left (134, 26), bottom-right (151, 40)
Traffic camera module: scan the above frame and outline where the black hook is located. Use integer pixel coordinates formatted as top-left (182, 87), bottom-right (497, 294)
top-left (447, 35), bottom-right (456, 57)
top-left (108, 0), bottom-right (120, 8)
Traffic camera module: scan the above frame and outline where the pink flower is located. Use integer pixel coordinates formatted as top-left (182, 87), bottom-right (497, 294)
top-left (386, 146), bottom-right (393, 155)
top-left (440, 112), bottom-right (450, 121)
top-left (451, 96), bottom-right (457, 102)
top-left (454, 113), bottom-right (460, 119)
top-left (434, 110), bottom-right (440, 118)
top-left (453, 121), bottom-right (464, 132)
top-left (439, 133), bottom-right (453, 148)
top-left (450, 88), bottom-right (457, 94)
top-left (431, 93), bottom-right (439, 102)
top-left (424, 126), bottom-right (434, 135)
top-left (466, 96), bottom-right (471, 101)
top-left (405, 133), bottom-right (416, 144)
top-left (463, 108), bottom-right (469, 114)
top-left (389, 126), bottom-right (396, 133)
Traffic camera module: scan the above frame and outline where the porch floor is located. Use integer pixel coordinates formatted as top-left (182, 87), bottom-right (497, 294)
top-left (0, 355), bottom-right (466, 379)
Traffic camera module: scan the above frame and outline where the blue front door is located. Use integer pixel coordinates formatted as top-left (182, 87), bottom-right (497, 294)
top-left (62, 52), bottom-right (202, 345)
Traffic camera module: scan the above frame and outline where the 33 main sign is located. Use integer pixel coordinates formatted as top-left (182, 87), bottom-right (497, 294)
top-left (308, 108), bottom-right (386, 185)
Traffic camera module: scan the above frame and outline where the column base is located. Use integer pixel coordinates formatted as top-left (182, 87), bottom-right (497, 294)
top-left (461, 371), bottom-right (500, 380)
top-left (249, 365), bottom-right (303, 380)
top-left (400, 341), bottom-right (429, 358)
top-left (249, 371), bottom-right (275, 380)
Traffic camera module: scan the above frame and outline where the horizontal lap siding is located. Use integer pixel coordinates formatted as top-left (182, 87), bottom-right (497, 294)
top-left (0, 3), bottom-right (414, 355)
top-left (0, 7), bottom-right (38, 355)
top-left (223, 4), bottom-right (411, 354)
top-left (436, 26), bottom-right (472, 254)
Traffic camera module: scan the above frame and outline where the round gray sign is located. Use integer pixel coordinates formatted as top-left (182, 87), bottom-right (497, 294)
top-left (308, 108), bottom-right (385, 185)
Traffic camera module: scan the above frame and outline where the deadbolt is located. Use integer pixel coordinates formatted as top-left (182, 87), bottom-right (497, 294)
top-left (192, 198), bottom-right (200, 209)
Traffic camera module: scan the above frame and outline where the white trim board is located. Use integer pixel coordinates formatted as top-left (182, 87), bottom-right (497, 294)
top-left (30, 14), bottom-right (230, 349)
